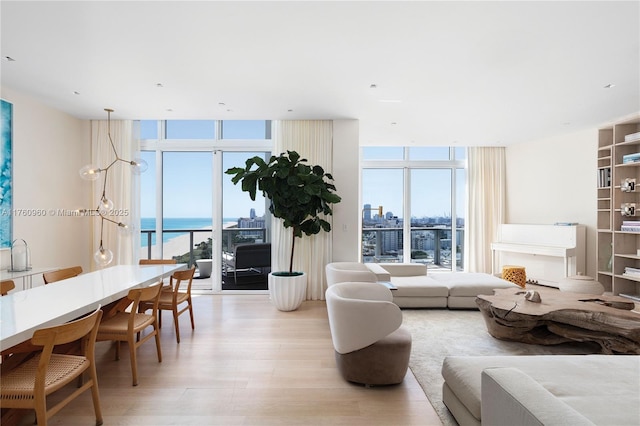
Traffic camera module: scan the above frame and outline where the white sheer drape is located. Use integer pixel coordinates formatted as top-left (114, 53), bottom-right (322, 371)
top-left (465, 147), bottom-right (505, 273)
top-left (272, 120), bottom-right (334, 300)
top-left (90, 120), bottom-right (141, 269)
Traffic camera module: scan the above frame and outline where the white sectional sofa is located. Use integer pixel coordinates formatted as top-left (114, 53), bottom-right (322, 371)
top-left (441, 354), bottom-right (640, 426)
top-left (325, 262), bottom-right (518, 309)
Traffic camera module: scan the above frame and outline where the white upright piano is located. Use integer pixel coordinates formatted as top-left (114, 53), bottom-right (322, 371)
top-left (491, 224), bottom-right (586, 287)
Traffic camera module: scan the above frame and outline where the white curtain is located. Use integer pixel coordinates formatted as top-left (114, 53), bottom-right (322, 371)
top-left (90, 119), bottom-right (141, 269)
top-left (272, 120), bottom-right (334, 300)
top-left (465, 147), bottom-right (505, 273)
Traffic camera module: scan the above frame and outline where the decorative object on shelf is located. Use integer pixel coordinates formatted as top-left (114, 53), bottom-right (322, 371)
top-left (621, 203), bottom-right (636, 216)
top-left (621, 178), bottom-right (636, 192)
top-left (524, 290), bottom-right (541, 303)
top-left (226, 150), bottom-right (341, 311)
top-left (79, 109), bottom-right (147, 267)
top-left (8, 238), bottom-right (31, 272)
top-left (501, 265), bottom-right (526, 288)
top-left (558, 273), bottom-right (604, 295)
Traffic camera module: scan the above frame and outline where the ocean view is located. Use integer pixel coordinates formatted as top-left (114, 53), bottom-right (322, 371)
top-left (140, 217), bottom-right (236, 247)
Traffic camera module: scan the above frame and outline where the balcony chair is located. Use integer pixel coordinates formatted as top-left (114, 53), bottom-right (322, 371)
top-left (0, 307), bottom-right (104, 426)
top-left (96, 283), bottom-right (163, 386)
top-left (325, 281), bottom-right (412, 386)
top-left (43, 265), bottom-right (83, 284)
top-left (1, 279), bottom-right (15, 295)
top-left (223, 242), bottom-right (271, 281)
top-left (139, 266), bottom-right (196, 344)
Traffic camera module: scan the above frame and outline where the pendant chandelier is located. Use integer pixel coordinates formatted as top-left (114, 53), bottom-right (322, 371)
top-left (79, 108), bottom-right (147, 267)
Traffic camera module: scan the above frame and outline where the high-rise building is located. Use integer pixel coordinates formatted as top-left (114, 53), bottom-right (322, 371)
top-left (363, 204), bottom-right (371, 221)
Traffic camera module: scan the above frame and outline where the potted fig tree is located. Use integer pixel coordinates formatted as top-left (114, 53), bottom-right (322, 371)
top-left (225, 150), bottom-right (341, 311)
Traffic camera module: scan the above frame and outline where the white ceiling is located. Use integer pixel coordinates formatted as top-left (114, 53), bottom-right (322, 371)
top-left (1, 1), bottom-right (639, 146)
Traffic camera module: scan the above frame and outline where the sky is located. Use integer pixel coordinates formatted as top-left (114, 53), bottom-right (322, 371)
top-left (140, 122), bottom-right (466, 220)
top-left (140, 120), bottom-right (268, 219)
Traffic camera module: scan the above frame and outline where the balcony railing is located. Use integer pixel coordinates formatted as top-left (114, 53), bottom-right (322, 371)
top-left (141, 227), bottom-right (267, 266)
top-left (362, 226), bottom-right (464, 270)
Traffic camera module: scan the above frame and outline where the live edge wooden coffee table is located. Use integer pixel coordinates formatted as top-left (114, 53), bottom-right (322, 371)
top-left (476, 287), bottom-right (640, 354)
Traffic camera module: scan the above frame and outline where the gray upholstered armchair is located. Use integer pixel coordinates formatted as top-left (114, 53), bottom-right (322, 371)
top-left (325, 281), bottom-right (412, 386)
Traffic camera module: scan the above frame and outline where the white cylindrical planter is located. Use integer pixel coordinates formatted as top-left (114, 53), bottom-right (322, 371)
top-left (269, 272), bottom-right (307, 311)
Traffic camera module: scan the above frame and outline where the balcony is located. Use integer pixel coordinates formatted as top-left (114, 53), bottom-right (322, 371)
top-left (140, 227), bottom-right (269, 291)
top-left (362, 226), bottom-right (464, 271)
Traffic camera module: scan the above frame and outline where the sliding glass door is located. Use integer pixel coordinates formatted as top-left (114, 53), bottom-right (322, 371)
top-left (139, 120), bottom-right (272, 292)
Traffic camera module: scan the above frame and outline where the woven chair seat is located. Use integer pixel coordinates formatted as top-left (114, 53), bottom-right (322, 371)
top-left (157, 291), bottom-right (189, 307)
top-left (1, 354), bottom-right (89, 398)
top-left (98, 312), bottom-right (155, 336)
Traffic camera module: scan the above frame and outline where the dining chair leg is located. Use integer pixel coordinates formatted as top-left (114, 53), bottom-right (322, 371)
top-left (129, 336), bottom-right (138, 386)
top-left (154, 324), bottom-right (163, 362)
top-left (34, 393), bottom-right (47, 426)
top-left (188, 299), bottom-right (195, 329)
top-left (89, 369), bottom-right (104, 425)
top-left (173, 307), bottom-right (181, 343)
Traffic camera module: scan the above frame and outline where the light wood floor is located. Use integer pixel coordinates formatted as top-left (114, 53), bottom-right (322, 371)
top-left (32, 294), bottom-right (441, 425)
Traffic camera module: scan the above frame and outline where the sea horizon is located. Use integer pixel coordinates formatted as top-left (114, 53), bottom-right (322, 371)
top-left (140, 217), bottom-right (238, 247)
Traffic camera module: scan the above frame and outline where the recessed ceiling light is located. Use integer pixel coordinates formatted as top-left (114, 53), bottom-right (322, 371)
top-left (218, 102), bottom-right (226, 106)
top-left (287, 109), bottom-right (293, 112)
top-left (370, 84), bottom-right (377, 89)
top-left (4, 56), bottom-right (15, 62)
top-left (73, 91), bottom-right (80, 95)
top-left (156, 83), bottom-right (164, 88)
top-left (166, 108), bottom-right (173, 112)
top-left (391, 122), bottom-right (397, 125)
top-left (604, 83), bottom-right (615, 89)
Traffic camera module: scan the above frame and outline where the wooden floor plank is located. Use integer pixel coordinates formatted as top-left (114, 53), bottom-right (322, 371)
top-left (17, 294), bottom-right (441, 425)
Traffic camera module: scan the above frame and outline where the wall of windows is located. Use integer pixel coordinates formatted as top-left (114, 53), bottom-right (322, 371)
top-left (361, 146), bottom-right (466, 271)
top-left (139, 120), bottom-right (272, 291)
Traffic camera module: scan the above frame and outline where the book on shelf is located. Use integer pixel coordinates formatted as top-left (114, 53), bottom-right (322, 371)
top-left (619, 293), bottom-right (640, 302)
top-left (597, 167), bottom-right (611, 187)
top-left (622, 220), bottom-right (640, 225)
top-left (620, 226), bottom-right (640, 232)
top-left (624, 131), bottom-right (640, 142)
top-left (623, 152), bottom-right (640, 163)
top-left (624, 266), bottom-right (640, 274)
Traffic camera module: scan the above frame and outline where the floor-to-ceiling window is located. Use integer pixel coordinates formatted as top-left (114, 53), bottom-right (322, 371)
top-left (361, 146), bottom-right (466, 271)
top-left (139, 120), bottom-right (272, 292)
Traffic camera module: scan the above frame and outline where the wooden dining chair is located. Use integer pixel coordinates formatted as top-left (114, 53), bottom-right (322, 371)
top-left (139, 259), bottom-right (177, 286)
top-left (43, 265), bottom-right (83, 284)
top-left (0, 307), bottom-right (104, 426)
top-left (96, 282), bottom-right (163, 386)
top-left (139, 266), bottom-right (196, 344)
top-left (0, 279), bottom-right (15, 296)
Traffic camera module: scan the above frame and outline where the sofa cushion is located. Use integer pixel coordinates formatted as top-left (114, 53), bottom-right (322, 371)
top-left (431, 272), bottom-right (517, 296)
top-left (377, 263), bottom-right (427, 277)
top-left (481, 367), bottom-right (596, 426)
top-left (442, 355), bottom-right (640, 425)
top-left (389, 275), bottom-right (449, 297)
top-left (362, 263), bottom-right (392, 281)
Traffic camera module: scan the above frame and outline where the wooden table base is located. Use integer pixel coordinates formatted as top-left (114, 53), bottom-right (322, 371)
top-left (476, 287), bottom-right (640, 354)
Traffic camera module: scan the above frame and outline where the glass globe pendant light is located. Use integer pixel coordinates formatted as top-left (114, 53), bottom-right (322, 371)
top-left (79, 108), bottom-right (147, 267)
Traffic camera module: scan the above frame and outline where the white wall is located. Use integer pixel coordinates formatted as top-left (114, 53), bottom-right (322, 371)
top-left (1, 87), bottom-right (91, 286)
top-left (331, 119), bottom-right (360, 262)
top-left (504, 127), bottom-right (597, 278)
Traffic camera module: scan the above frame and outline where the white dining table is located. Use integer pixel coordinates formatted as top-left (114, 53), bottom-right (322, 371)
top-left (0, 263), bottom-right (185, 352)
